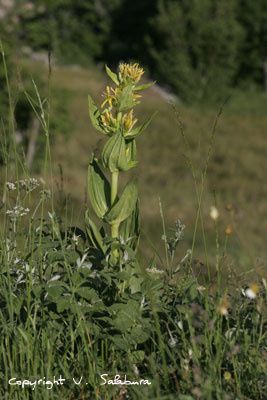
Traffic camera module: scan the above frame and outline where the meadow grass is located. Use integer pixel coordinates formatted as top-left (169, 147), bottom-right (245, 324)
top-left (0, 58), bottom-right (266, 400)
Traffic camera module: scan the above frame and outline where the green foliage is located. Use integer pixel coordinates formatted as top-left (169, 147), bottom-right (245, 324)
top-left (16, 0), bottom-right (114, 64)
top-left (105, 180), bottom-right (138, 224)
top-left (236, 0), bottom-right (267, 86)
top-left (0, 204), bottom-right (266, 399)
top-left (87, 158), bottom-right (110, 219)
top-left (2, 0), bottom-right (267, 102)
top-left (148, 0), bottom-right (244, 102)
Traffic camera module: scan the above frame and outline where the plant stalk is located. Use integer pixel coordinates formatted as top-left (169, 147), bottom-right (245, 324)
top-left (111, 170), bottom-right (119, 238)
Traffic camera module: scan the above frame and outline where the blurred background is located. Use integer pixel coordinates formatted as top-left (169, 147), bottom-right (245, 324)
top-left (0, 0), bottom-right (267, 272)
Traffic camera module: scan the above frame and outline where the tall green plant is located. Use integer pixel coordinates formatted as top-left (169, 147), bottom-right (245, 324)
top-left (86, 63), bottom-right (153, 261)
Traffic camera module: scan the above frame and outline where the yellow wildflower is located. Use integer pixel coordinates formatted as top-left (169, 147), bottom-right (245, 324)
top-left (122, 110), bottom-right (137, 132)
top-left (119, 63), bottom-right (144, 83)
top-left (100, 110), bottom-right (117, 131)
top-left (101, 86), bottom-right (120, 108)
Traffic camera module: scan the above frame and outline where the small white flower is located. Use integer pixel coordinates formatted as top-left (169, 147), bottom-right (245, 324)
top-left (72, 234), bottom-right (80, 245)
top-left (168, 335), bottom-right (178, 348)
top-left (6, 182), bottom-right (16, 191)
top-left (49, 274), bottom-right (61, 282)
top-left (146, 267), bottom-right (164, 274)
top-left (133, 364), bottom-right (139, 376)
top-left (123, 251), bottom-right (129, 262)
top-left (210, 206), bottom-right (219, 221)
top-left (177, 320), bottom-right (183, 330)
top-left (243, 283), bottom-right (260, 299)
top-left (16, 178), bottom-right (40, 192)
top-left (6, 205), bottom-right (30, 219)
top-left (245, 288), bottom-right (256, 299)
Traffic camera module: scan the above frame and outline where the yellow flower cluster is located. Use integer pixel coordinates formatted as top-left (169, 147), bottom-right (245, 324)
top-left (101, 86), bottom-right (120, 108)
top-left (118, 63), bottom-right (144, 83)
top-left (122, 110), bottom-right (137, 132)
top-left (101, 110), bottom-right (117, 131)
top-left (99, 63), bottom-right (146, 135)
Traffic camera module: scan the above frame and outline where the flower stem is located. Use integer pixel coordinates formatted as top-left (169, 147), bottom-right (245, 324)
top-left (111, 170), bottom-right (118, 205)
top-left (111, 170), bottom-right (119, 239)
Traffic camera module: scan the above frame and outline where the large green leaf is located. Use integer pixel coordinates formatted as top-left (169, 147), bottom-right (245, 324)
top-left (88, 158), bottom-right (110, 218)
top-left (75, 287), bottom-right (100, 303)
top-left (105, 181), bottom-right (138, 225)
top-left (102, 132), bottom-right (129, 172)
top-left (119, 200), bottom-right (140, 251)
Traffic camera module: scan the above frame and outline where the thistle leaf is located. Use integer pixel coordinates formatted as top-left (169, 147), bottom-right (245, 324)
top-left (105, 65), bottom-right (119, 85)
top-left (105, 181), bottom-right (138, 225)
top-left (88, 158), bottom-right (110, 218)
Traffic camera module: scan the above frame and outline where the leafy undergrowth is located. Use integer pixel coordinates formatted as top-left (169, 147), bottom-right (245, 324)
top-left (0, 180), bottom-right (266, 400)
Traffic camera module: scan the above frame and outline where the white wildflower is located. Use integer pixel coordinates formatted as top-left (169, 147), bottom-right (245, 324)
top-left (168, 335), bottom-right (178, 348)
top-left (244, 283), bottom-right (260, 299)
top-left (146, 267), bottom-right (164, 274)
top-left (6, 206), bottom-right (30, 219)
top-left (6, 182), bottom-right (16, 191)
top-left (72, 234), bottom-right (80, 246)
top-left (177, 320), bottom-right (184, 330)
top-left (16, 178), bottom-right (40, 192)
top-left (210, 206), bottom-right (219, 221)
top-left (48, 274), bottom-right (61, 282)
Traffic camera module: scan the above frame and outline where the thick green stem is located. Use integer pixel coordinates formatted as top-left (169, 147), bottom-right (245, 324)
top-left (111, 170), bottom-right (119, 205)
top-left (111, 222), bottom-right (119, 239)
top-left (111, 170), bottom-right (119, 239)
